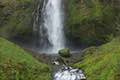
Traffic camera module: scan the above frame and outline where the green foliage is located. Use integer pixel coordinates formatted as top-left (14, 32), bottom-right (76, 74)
top-left (66, 0), bottom-right (119, 45)
top-left (73, 38), bottom-right (120, 80)
top-left (0, 0), bottom-right (34, 39)
top-left (59, 48), bottom-right (71, 58)
top-left (0, 37), bottom-right (52, 80)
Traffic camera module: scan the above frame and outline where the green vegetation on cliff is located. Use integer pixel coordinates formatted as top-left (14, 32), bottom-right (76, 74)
top-left (0, 37), bottom-right (51, 80)
top-left (66, 0), bottom-right (120, 45)
top-left (74, 38), bottom-right (120, 80)
top-left (0, 0), bottom-right (36, 40)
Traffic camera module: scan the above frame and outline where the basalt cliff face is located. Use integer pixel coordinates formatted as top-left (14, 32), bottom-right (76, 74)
top-left (0, 0), bottom-right (43, 44)
top-left (65, 0), bottom-right (120, 46)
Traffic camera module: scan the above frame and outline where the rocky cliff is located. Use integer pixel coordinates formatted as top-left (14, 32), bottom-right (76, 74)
top-left (0, 0), bottom-right (43, 44)
top-left (65, 0), bottom-right (120, 46)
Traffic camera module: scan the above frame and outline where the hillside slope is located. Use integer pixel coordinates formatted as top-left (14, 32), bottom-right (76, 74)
top-left (74, 38), bottom-right (120, 80)
top-left (0, 37), bottom-right (51, 80)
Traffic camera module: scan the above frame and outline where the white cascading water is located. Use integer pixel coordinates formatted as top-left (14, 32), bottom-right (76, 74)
top-left (42, 0), bottom-right (65, 53)
top-left (54, 66), bottom-right (86, 80)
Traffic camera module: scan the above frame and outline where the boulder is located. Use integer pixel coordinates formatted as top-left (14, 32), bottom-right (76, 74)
top-left (58, 48), bottom-right (71, 58)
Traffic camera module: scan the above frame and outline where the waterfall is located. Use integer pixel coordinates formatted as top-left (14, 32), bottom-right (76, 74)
top-left (34, 0), bottom-right (65, 53)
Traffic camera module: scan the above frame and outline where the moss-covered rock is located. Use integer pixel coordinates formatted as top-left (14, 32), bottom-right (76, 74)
top-left (58, 48), bottom-right (71, 58)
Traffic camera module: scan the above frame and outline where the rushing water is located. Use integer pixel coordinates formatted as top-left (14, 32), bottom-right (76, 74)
top-left (44, 0), bottom-right (65, 53)
top-left (36, 0), bottom-right (65, 53)
top-left (54, 65), bottom-right (86, 80)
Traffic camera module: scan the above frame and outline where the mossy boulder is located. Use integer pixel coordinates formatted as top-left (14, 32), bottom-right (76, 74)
top-left (58, 48), bottom-right (71, 58)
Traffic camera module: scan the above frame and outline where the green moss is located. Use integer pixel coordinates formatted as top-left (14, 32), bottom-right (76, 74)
top-left (0, 37), bottom-right (52, 80)
top-left (59, 48), bottom-right (71, 58)
top-left (73, 38), bottom-right (120, 80)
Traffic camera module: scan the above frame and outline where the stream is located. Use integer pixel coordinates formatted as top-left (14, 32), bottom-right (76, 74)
top-left (53, 60), bottom-right (86, 80)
